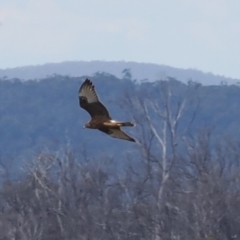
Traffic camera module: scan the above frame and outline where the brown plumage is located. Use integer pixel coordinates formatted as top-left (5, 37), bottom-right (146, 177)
top-left (79, 79), bottom-right (135, 142)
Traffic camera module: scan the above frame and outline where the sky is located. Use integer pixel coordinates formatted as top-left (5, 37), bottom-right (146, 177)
top-left (0, 0), bottom-right (240, 79)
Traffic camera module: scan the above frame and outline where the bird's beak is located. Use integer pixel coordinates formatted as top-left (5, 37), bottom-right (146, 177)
top-left (83, 126), bottom-right (86, 129)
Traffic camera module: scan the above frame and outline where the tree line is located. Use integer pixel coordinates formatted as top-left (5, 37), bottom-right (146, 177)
top-left (0, 78), bottom-right (239, 239)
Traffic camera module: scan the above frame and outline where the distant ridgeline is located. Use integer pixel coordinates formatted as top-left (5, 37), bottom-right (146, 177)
top-left (0, 72), bottom-right (240, 170)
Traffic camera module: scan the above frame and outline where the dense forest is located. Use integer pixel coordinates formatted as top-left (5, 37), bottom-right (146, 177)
top-left (0, 73), bottom-right (240, 239)
top-left (0, 73), bottom-right (240, 161)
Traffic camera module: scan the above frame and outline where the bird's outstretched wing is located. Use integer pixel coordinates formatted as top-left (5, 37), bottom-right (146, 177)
top-left (79, 79), bottom-right (110, 119)
top-left (99, 128), bottom-right (135, 142)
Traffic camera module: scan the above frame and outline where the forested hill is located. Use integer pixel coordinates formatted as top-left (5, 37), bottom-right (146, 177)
top-left (0, 73), bottom-right (240, 165)
top-left (0, 60), bottom-right (239, 85)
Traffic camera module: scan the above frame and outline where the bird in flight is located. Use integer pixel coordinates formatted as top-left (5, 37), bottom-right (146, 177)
top-left (79, 79), bottom-right (135, 142)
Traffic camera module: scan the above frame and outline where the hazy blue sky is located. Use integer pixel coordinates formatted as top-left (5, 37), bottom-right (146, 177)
top-left (1, 0), bottom-right (240, 79)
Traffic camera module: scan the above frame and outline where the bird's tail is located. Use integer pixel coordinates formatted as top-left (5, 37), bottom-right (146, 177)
top-left (119, 121), bottom-right (135, 127)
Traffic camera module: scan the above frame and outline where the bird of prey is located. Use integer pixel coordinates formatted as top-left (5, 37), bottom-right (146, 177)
top-left (79, 79), bottom-right (135, 142)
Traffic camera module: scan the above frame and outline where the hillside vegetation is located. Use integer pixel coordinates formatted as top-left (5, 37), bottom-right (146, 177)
top-left (0, 60), bottom-right (239, 85)
top-left (0, 73), bottom-right (240, 239)
top-left (0, 73), bottom-right (239, 160)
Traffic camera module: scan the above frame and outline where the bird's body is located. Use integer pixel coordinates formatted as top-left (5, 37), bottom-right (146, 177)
top-left (79, 79), bottom-right (135, 142)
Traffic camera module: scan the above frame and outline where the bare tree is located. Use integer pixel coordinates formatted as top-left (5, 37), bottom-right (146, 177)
top-left (118, 78), bottom-right (200, 240)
